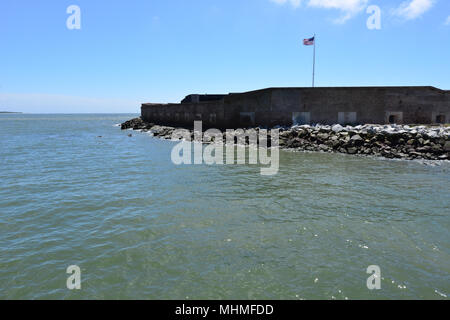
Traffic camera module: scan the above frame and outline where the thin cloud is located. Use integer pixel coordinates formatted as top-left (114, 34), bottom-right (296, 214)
top-left (392, 0), bottom-right (434, 20)
top-left (269, 0), bottom-right (302, 8)
top-left (308, 0), bottom-right (369, 23)
top-left (270, 0), bottom-right (369, 23)
top-left (445, 15), bottom-right (450, 25)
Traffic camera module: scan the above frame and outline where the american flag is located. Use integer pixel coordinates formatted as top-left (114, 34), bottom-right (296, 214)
top-left (303, 36), bottom-right (315, 46)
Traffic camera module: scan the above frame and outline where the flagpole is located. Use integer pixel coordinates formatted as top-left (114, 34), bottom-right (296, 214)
top-left (312, 33), bottom-right (316, 88)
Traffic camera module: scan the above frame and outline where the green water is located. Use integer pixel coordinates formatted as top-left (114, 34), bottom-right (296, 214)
top-left (0, 114), bottom-right (449, 300)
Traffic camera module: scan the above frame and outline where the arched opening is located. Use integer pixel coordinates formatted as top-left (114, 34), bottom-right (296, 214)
top-left (389, 115), bottom-right (396, 124)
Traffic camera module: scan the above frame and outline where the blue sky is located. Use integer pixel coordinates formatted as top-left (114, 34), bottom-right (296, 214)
top-left (0, 0), bottom-right (449, 113)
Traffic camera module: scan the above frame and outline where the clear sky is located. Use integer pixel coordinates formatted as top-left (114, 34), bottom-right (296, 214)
top-left (0, 0), bottom-right (449, 113)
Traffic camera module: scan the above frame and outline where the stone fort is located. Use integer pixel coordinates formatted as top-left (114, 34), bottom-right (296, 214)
top-left (141, 86), bottom-right (450, 129)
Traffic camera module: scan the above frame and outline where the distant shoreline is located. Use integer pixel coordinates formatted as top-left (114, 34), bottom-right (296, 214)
top-left (0, 111), bottom-right (22, 114)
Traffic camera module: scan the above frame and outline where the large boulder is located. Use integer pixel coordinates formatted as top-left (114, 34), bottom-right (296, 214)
top-left (121, 117), bottom-right (149, 130)
top-left (444, 141), bottom-right (450, 152)
top-left (332, 124), bottom-right (345, 133)
top-left (317, 133), bottom-right (330, 141)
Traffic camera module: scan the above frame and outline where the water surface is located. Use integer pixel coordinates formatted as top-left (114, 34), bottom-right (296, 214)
top-left (0, 114), bottom-right (449, 299)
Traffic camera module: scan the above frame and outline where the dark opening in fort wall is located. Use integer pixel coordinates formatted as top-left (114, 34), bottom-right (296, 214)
top-left (141, 87), bottom-right (450, 129)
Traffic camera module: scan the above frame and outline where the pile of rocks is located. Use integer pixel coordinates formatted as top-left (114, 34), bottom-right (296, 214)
top-left (279, 124), bottom-right (450, 160)
top-left (121, 118), bottom-right (154, 130)
top-left (121, 118), bottom-right (177, 138)
top-left (121, 118), bottom-right (450, 161)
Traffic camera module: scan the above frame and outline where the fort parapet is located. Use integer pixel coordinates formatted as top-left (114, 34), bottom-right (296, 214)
top-left (141, 87), bottom-right (450, 128)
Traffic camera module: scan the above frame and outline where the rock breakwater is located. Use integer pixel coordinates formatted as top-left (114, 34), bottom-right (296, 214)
top-left (121, 118), bottom-right (450, 161)
top-left (279, 124), bottom-right (449, 161)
